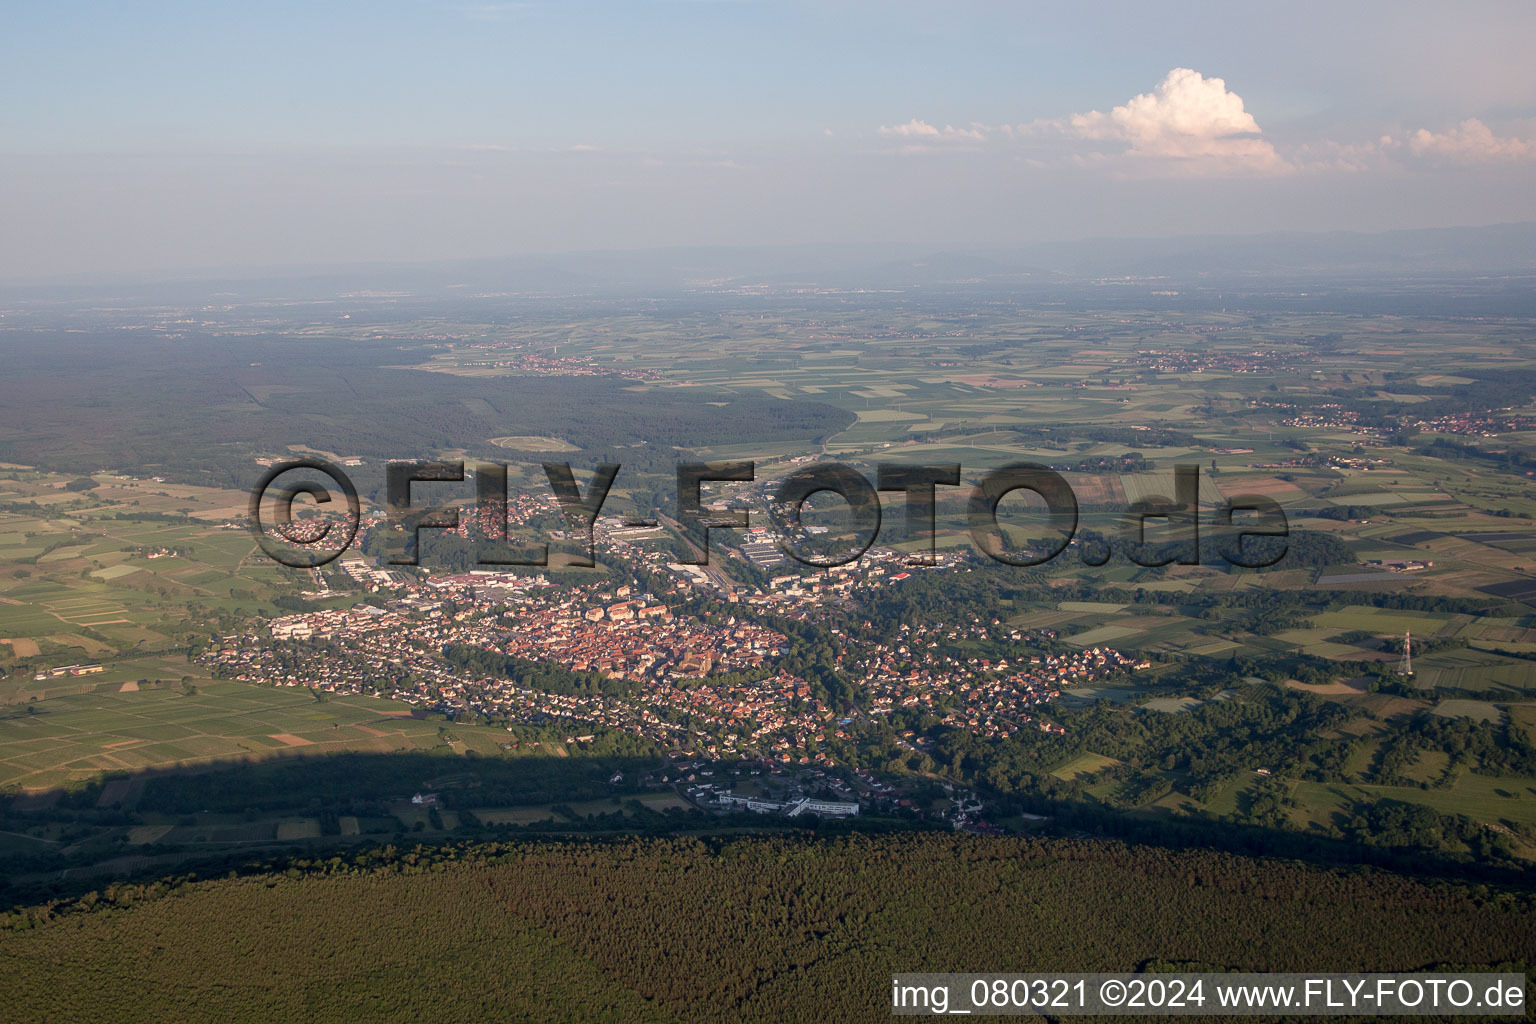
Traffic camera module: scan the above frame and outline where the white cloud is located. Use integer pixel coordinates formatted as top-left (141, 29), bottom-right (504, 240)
top-left (1407, 119), bottom-right (1535, 163)
top-left (871, 69), bottom-right (1534, 179)
top-left (879, 119), bottom-right (938, 139)
top-left (876, 69), bottom-right (1284, 174)
top-left (877, 119), bottom-right (985, 145)
top-left (1286, 137), bottom-right (1394, 174)
top-left (1046, 68), bottom-right (1286, 175)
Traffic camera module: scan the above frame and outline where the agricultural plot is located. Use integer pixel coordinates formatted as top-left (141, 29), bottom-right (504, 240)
top-left (1048, 752), bottom-right (1120, 780)
top-left (1207, 474), bottom-right (1311, 505)
top-left (1269, 628), bottom-right (1371, 660)
top-left (3, 305), bottom-right (1536, 874)
top-left (472, 806), bottom-right (561, 826)
top-left (1293, 775), bottom-right (1536, 830)
top-left (1064, 624), bottom-right (1143, 647)
top-left (1411, 649), bottom-right (1536, 697)
top-left (1198, 772), bottom-right (1267, 818)
top-left (1401, 749), bottom-right (1452, 784)
top-left (1141, 697), bottom-right (1202, 713)
top-left (1058, 686), bottom-right (1137, 705)
top-left (489, 435), bottom-right (580, 452)
top-left (1120, 473), bottom-right (1208, 507)
top-left (0, 479), bottom-right (314, 675)
top-left (1430, 700), bottom-right (1506, 724)
top-left (635, 792), bottom-right (690, 811)
top-left (0, 684), bottom-right (515, 791)
top-left (1311, 606), bottom-right (1466, 638)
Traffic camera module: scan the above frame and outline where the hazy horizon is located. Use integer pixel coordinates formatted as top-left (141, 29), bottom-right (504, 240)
top-left (5, 1), bottom-right (1536, 280)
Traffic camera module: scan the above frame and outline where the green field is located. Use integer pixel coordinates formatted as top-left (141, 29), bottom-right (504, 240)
top-left (0, 683), bottom-right (514, 791)
top-left (1048, 752), bottom-right (1120, 780)
top-left (8, 301), bottom-right (1536, 881)
top-left (1292, 773), bottom-right (1536, 829)
top-left (1312, 606), bottom-right (1464, 637)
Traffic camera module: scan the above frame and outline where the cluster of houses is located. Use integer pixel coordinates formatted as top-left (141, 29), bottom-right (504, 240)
top-left (447, 339), bottom-right (660, 381)
top-left (1279, 404), bottom-right (1377, 434)
top-left (484, 584), bottom-right (787, 683)
top-left (716, 792), bottom-right (860, 817)
top-left (673, 760), bottom-right (1012, 830)
top-left (203, 578), bottom-right (842, 758)
top-left (203, 508), bottom-right (1150, 766)
top-left (1412, 412), bottom-right (1536, 437)
top-left (32, 663), bottom-right (104, 681)
top-left (849, 622), bottom-right (1143, 739)
top-left (1134, 347), bottom-right (1303, 374)
top-left (338, 557), bottom-right (410, 589)
top-left (678, 761), bottom-right (861, 817)
top-left (1368, 558), bottom-right (1434, 573)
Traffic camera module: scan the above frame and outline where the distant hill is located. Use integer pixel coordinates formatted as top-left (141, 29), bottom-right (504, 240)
top-left (5, 222), bottom-right (1536, 302)
top-left (1000, 221), bottom-right (1536, 278)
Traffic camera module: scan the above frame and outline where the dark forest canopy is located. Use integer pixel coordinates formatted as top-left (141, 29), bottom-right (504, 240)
top-left (0, 333), bottom-right (854, 487)
top-left (2, 832), bottom-right (1531, 1023)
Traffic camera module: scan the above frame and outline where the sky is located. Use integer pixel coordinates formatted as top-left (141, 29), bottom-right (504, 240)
top-left (3, 0), bottom-right (1535, 279)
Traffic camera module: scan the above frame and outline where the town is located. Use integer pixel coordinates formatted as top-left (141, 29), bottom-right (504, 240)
top-left (202, 517), bottom-right (1146, 802)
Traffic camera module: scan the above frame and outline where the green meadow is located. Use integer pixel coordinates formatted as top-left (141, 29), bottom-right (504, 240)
top-left (0, 683), bottom-right (515, 791)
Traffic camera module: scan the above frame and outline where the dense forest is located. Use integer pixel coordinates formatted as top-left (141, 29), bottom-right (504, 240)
top-left (0, 333), bottom-right (854, 488)
top-left (2, 832), bottom-right (1531, 1023)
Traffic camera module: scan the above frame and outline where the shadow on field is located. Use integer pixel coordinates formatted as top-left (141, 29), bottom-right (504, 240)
top-left (1, 752), bottom-right (743, 901)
